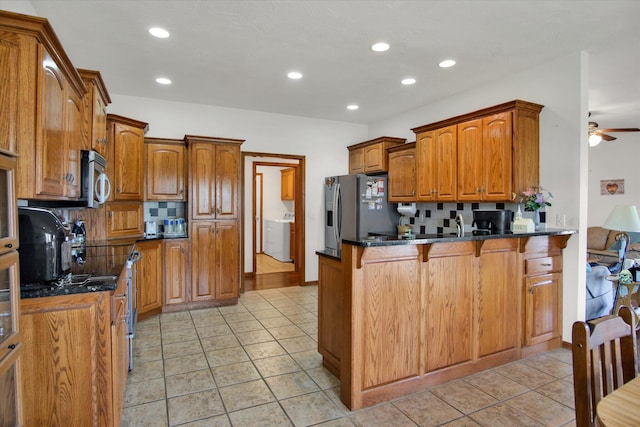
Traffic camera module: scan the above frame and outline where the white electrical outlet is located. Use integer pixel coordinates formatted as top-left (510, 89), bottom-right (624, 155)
top-left (555, 214), bottom-right (567, 227)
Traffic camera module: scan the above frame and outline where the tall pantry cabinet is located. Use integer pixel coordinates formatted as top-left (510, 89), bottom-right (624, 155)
top-left (185, 135), bottom-right (244, 304)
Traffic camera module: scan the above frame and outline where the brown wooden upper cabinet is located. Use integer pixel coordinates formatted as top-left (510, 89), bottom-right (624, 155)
top-left (281, 167), bottom-right (295, 201)
top-left (145, 138), bottom-right (187, 201)
top-left (0, 11), bottom-right (88, 200)
top-left (410, 100), bottom-right (544, 202)
top-left (347, 136), bottom-right (406, 174)
top-left (387, 143), bottom-right (416, 202)
top-left (78, 69), bottom-right (111, 159)
top-left (107, 114), bottom-right (148, 201)
top-left (185, 135), bottom-right (244, 221)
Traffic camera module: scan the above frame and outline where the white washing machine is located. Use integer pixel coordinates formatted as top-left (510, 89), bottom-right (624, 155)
top-left (264, 213), bottom-right (294, 262)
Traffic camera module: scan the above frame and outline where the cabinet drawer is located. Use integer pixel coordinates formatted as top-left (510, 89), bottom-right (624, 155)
top-left (525, 256), bottom-right (562, 275)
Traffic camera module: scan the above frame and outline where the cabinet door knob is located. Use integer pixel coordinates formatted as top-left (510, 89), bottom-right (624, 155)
top-left (529, 287), bottom-right (534, 294)
top-left (4, 243), bottom-right (12, 248)
top-left (8, 344), bottom-right (16, 350)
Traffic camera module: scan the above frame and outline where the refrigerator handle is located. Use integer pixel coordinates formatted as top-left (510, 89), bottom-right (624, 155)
top-left (335, 183), bottom-right (342, 246)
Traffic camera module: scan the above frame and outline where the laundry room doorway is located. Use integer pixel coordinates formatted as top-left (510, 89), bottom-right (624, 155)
top-left (242, 153), bottom-right (305, 291)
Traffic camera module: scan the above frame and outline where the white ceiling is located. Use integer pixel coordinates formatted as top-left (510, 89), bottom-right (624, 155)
top-left (25, 0), bottom-right (640, 130)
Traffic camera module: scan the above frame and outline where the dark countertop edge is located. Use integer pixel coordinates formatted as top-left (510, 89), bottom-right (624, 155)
top-left (316, 250), bottom-right (341, 260)
top-left (342, 228), bottom-right (577, 247)
top-left (20, 281), bottom-right (118, 299)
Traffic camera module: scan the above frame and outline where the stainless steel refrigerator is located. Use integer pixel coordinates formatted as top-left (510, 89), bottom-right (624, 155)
top-left (324, 174), bottom-right (400, 252)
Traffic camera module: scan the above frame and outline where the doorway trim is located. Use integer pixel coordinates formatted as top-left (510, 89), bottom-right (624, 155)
top-left (241, 152), bottom-right (306, 292)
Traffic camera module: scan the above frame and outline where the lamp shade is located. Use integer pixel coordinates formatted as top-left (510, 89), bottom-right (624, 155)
top-left (602, 205), bottom-right (640, 232)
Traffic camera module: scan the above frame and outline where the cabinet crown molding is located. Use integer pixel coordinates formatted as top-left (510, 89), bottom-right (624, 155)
top-left (107, 114), bottom-right (149, 133)
top-left (78, 68), bottom-right (112, 104)
top-left (347, 136), bottom-right (406, 151)
top-left (183, 135), bottom-right (245, 147)
top-left (411, 99), bottom-right (544, 134)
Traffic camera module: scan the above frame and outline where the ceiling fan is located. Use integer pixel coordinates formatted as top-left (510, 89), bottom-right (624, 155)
top-left (588, 121), bottom-right (640, 146)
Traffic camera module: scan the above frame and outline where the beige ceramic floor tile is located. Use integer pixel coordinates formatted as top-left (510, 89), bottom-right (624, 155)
top-left (259, 315), bottom-right (295, 328)
top-left (520, 354), bottom-right (573, 379)
top-left (253, 354), bottom-right (302, 378)
top-left (290, 349), bottom-right (323, 370)
top-left (218, 379), bottom-right (276, 412)
top-left (221, 312), bottom-right (255, 323)
top-left (211, 361), bottom-right (261, 387)
top-left (349, 403), bottom-right (417, 427)
top-left (251, 308), bottom-right (286, 320)
top-left (160, 311), bottom-right (192, 322)
top-left (162, 339), bottom-right (203, 359)
top-left (133, 344), bottom-right (163, 363)
top-left (122, 399), bottom-right (168, 427)
top-left (136, 319), bottom-right (160, 336)
top-left (235, 329), bottom-right (275, 346)
top-left (164, 353), bottom-right (209, 376)
top-left (535, 379), bottom-right (576, 409)
top-left (199, 334), bottom-right (241, 352)
top-left (165, 369), bottom-right (216, 398)
top-left (228, 402), bottom-right (293, 426)
top-left (504, 391), bottom-right (575, 426)
top-left (161, 319), bottom-right (196, 333)
top-left (314, 418), bottom-right (356, 426)
top-left (243, 340), bottom-right (287, 360)
top-left (269, 324), bottom-right (307, 340)
top-left (191, 314), bottom-right (225, 328)
top-left (176, 414), bottom-right (231, 427)
top-left (228, 319), bottom-right (265, 334)
top-left (205, 346), bottom-right (250, 368)
top-left (218, 304), bottom-right (249, 314)
top-left (468, 402), bottom-right (542, 427)
top-left (393, 390), bottom-right (464, 426)
top-left (278, 304), bottom-right (309, 316)
top-left (162, 327), bottom-right (198, 344)
top-left (280, 391), bottom-right (346, 426)
top-left (127, 359), bottom-right (164, 384)
top-left (494, 362), bottom-right (558, 389)
top-left (298, 321), bottom-right (318, 335)
top-left (431, 380), bottom-right (499, 414)
top-left (167, 389), bottom-right (225, 426)
top-left (195, 323), bottom-right (233, 338)
top-left (241, 302), bottom-right (275, 312)
top-left (440, 417), bottom-right (482, 426)
top-left (306, 366), bottom-right (340, 389)
top-left (278, 335), bottom-right (317, 354)
top-left (265, 371), bottom-right (320, 399)
top-left (124, 377), bottom-right (166, 407)
top-left (135, 333), bottom-right (162, 350)
top-left (464, 369), bottom-right (529, 401)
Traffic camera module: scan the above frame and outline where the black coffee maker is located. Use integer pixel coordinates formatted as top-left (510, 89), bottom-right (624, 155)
top-left (472, 210), bottom-right (513, 235)
top-left (18, 207), bottom-right (73, 283)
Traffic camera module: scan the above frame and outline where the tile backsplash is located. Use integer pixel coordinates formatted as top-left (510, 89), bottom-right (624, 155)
top-left (144, 201), bottom-right (186, 223)
top-left (402, 202), bottom-right (546, 234)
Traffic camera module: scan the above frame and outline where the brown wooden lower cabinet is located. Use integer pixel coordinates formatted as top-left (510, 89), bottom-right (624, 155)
top-left (20, 267), bottom-right (129, 426)
top-left (135, 239), bottom-right (163, 320)
top-left (319, 234), bottom-right (571, 411)
top-left (163, 238), bottom-right (190, 306)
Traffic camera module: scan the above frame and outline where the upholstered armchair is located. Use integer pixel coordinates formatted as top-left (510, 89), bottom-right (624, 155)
top-left (585, 264), bottom-right (614, 321)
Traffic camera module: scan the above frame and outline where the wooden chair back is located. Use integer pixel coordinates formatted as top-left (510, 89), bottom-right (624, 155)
top-left (572, 305), bottom-right (639, 427)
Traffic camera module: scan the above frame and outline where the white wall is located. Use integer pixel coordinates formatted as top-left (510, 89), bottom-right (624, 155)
top-left (588, 133), bottom-right (640, 226)
top-left (109, 95), bottom-right (368, 282)
top-left (369, 52), bottom-right (589, 342)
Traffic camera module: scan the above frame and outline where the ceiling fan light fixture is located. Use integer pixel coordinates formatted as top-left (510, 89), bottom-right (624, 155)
top-left (588, 133), bottom-right (602, 147)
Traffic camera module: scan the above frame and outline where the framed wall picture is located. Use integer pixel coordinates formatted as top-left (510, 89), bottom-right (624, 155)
top-left (600, 179), bottom-right (624, 195)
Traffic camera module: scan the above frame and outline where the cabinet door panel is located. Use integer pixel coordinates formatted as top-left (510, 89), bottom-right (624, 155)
top-left (525, 272), bottom-right (561, 346)
top-left (457, 119), bottom-right (483, 201)
top-left (191, 222), bottom-right (216, 301)
top-left (112, 123), bottom-right (144, 200)
top-left (363, 144), bottom-right (384, 172)
top-left (388, 148), bottom-right (416, 202)
top-left (191, 144), bottom-right (216, 220)
top-left (482, 112), bottom-right (513, 201)
top-left (349, 149), bottom-right (364, 174)
top-left (215, 222), bottom-right (239, 299)
top-left (146, 144), bottom-right (186, 201)
top-left (416, 131), bottom-right (436, 201)
top-left (107, 202), bottom-right (143, 239)
top-left (64, 89), bottom-right (83, 198)
top-left (215, 145), bottom-right (240, 219)
top-left (36, 47), bottom-right (66, 197)
top-left (164, 239), bottom-right (189, 305)
top-left (434, 126), bottom-right (457, 201)
top-left (0, 33), bottom-right (20, 154)
top-left (136, 240), bottom-right (162, 316)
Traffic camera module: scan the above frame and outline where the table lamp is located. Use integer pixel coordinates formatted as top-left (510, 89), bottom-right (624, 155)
top-left (602, 205), bottom-right (640, 272)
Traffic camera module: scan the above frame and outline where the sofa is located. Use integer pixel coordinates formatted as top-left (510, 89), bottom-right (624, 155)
top-left (587, 226), bottom-right (640, 266)
top-left (586, 264), bottom-right (614, 320)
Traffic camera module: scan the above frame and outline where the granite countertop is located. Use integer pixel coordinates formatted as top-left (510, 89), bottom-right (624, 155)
top-left (20, 239), bottom-right (136, 299)
top-left (317, 228), bottom-right (577, 259)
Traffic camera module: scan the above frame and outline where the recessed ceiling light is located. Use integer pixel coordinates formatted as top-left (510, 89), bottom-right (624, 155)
top-left (149, 27), bottom-right (170, 38)
top-left (347, 104), bottom-right (359, 110)
top-left (156, 77), bottom-right (172, 85)
top-left (287, 71), bottom-right (303, 80)
top-left (439, 59), bottom-right (456, 68)
top-left (401, 78), bottom-right (416, 85)
top-left (371, 42), bottom-right (390, 52)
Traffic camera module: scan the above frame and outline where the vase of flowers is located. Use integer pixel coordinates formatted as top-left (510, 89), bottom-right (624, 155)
top-left (519, 186), bottom-right (553, 230)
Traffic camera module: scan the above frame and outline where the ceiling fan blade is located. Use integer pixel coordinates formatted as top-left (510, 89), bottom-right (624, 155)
top-left (599, 128), bottom-right (640, 133)
top-left (601, 133), bottom-right (617, 142)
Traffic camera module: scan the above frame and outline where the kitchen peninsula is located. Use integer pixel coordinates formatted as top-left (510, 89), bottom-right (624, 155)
top-left (317, 229), bottom-right (575, 410)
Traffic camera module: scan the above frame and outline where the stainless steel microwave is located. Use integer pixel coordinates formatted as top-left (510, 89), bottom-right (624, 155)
top-left (81, 150), bottom-right (111, 208)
